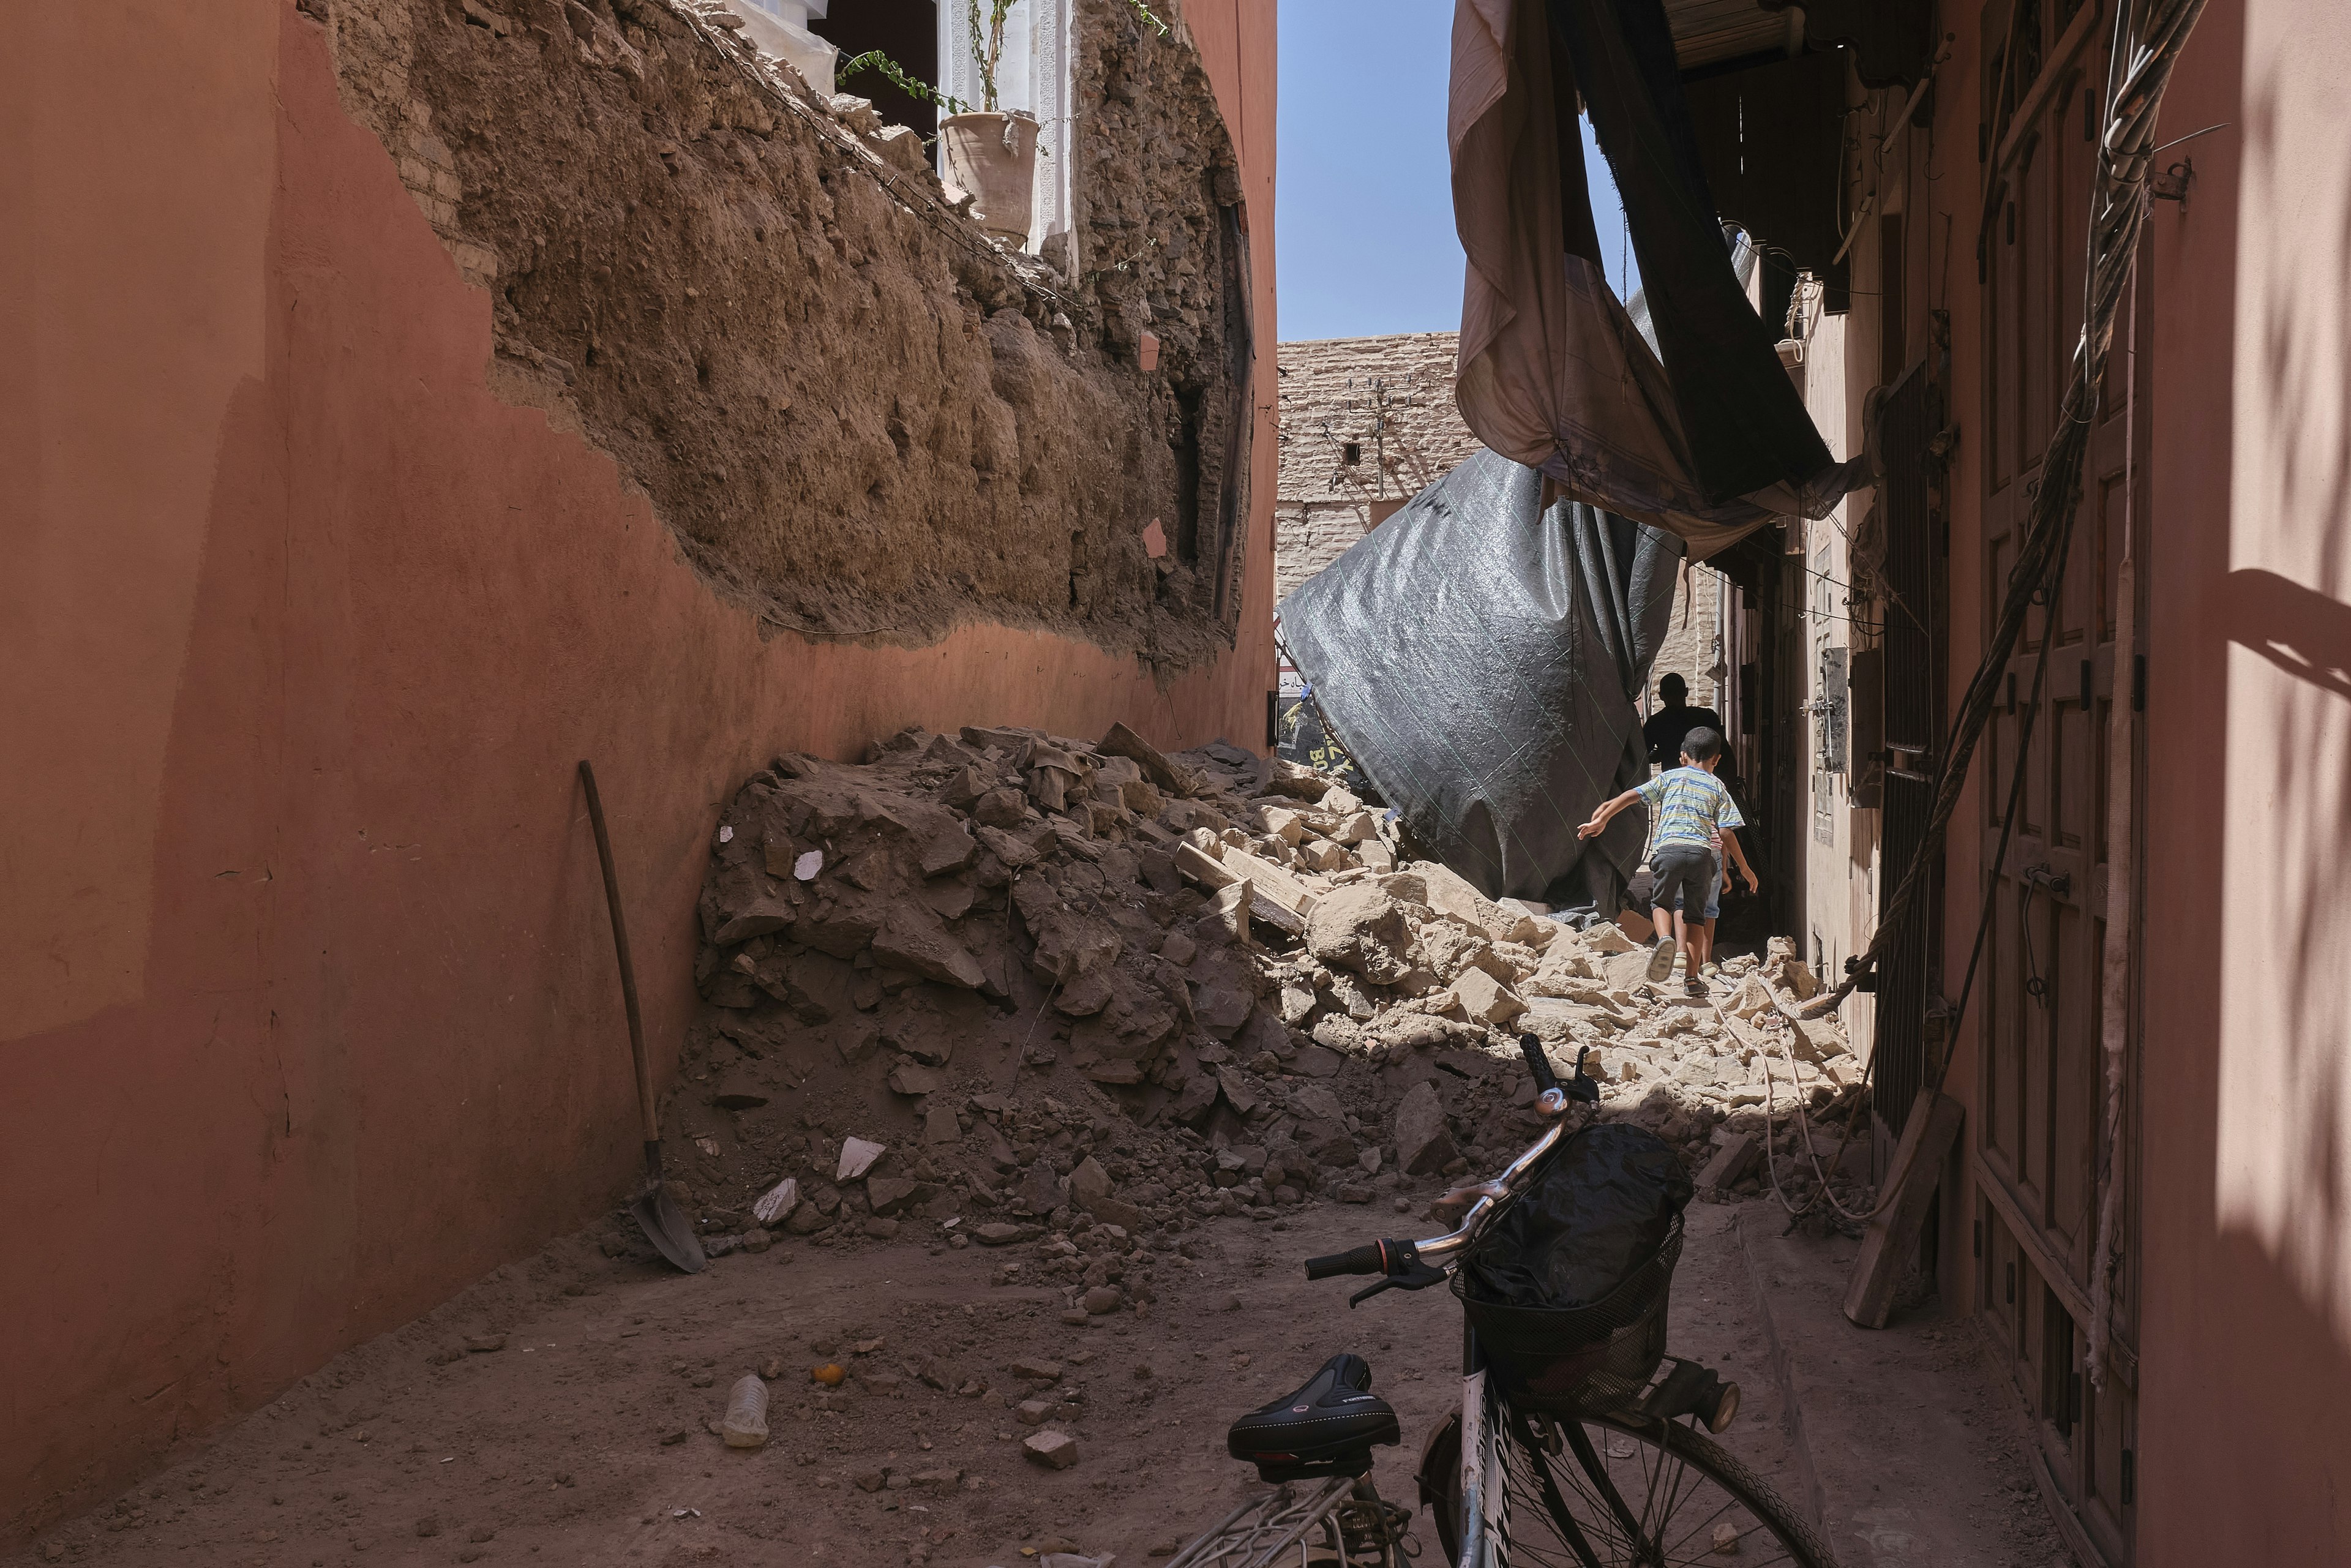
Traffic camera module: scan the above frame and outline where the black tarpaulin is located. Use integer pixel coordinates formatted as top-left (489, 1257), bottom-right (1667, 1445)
top-left (1277, 448), bottom-right (1682, 909)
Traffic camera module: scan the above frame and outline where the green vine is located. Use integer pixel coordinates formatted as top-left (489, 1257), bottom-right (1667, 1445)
top-left (839, 0), bottom-right (1170, 120)
top-left (836, 50), bottom-right (972, 116)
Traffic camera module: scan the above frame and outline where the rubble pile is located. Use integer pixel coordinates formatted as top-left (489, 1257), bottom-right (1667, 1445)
top-left (667, 721), bottom-right (1872, 1274)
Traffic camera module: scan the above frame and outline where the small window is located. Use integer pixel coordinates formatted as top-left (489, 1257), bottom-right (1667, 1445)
top-left (1341, 441), bottom-right (1362, 465)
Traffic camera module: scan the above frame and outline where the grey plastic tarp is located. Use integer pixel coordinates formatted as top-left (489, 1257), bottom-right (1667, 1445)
top-left (1277, 447), bottom-right (1684, 913)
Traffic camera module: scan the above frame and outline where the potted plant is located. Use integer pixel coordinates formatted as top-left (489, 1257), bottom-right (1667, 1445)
top-left (839, 0), bottom-right (1164, 247)
top-left (936, 2), bottom-right (1041, 245)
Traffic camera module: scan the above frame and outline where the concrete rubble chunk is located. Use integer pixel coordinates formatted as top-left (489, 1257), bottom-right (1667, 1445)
top-left (865, 1176), bottom-right (923, 1215)
top-left (1067, 1155), bottom-right (1112, 1208)
top-left (1172, 841), bottom-right (1239, 890)
top-left (1191, 985), bottom-right (1254, 1039)
top-left (1099, 721), bottom-right (1193, 796)
top-left (1450, 967), bottom-right (1527, 1025)
top-left (1304, 885), bottom-right (1416, 984)
top-left (870, 906), bottom-right (986, 988)
top-left (751, 1177), bottom-right (800, 1228)
top-left (1582, 921), bottom-right (1636, 955)
top-left (1393, 1081), bottom-right (1460, 1175)
top-left (1022, 1429), bottom-right (1081, 1469)
top-left (886, 1060), bottom-right (943, 1096)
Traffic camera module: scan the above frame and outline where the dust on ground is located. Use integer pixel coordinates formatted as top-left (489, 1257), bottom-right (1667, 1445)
top-left (10, 730), bottom-right (2048, 1567)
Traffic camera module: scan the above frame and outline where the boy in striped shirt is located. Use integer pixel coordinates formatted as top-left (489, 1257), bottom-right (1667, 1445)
top-left (1576, 727), bottom-right (1747, 996)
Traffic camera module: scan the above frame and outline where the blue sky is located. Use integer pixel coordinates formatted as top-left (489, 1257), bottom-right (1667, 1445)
top-left (1275, 0), bottom-right (1637, 342)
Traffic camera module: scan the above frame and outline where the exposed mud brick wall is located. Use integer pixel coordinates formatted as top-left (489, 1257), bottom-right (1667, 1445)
top-left (312, 0), bottom-right (1251, 663)
top-left (1273, 332), bottom-right (1483, 602)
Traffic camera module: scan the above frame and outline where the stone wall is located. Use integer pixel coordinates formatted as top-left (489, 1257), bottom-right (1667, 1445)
top-left (1273, 332), bottom-right (1484, 603)
top-left (314, 0), bottom-right (1252, 664)
top-left (1648, 565), bottom-right (1726, 716)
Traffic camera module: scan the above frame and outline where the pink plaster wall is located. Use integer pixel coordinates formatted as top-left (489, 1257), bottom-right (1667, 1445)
top-left (0, 0), bottom-right (1277, 1539)
top-left (1928, 1), bottom-right (2351, 1559)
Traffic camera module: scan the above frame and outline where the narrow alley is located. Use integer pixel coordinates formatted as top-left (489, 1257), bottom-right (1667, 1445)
top-left (9, 1), bottom-right (2349, 1567)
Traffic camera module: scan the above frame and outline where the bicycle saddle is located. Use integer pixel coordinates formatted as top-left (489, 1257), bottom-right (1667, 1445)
top-left (1226, 1353), bottom-right (1401, 1483)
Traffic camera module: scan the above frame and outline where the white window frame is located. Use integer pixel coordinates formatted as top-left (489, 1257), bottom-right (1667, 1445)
top-left (937, 0), bottom-right (1076, 256)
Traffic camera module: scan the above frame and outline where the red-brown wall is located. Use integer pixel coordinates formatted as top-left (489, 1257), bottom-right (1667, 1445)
top-left (1926, 0), bottom-right (2351, 1559)
top-left (0, 0), bottom-right (1277, 1538)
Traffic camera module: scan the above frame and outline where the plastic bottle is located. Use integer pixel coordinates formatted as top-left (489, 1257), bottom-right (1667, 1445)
top-left (721, 1373), bottom-right (770, 1449)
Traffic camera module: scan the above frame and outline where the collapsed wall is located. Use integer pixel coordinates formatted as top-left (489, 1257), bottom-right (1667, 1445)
top-left (668, 728), bottom-right (1875, 1261)
top-left (314, 0), bottom-right (1253, 662)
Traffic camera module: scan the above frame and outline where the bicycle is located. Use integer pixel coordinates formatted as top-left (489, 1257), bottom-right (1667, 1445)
top-left (1165, 1035), bottom-right (1838, 1568)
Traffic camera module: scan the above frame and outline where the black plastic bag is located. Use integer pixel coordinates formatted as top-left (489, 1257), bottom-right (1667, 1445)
top-left (1462, 1124), bottom-right (1693, 1310)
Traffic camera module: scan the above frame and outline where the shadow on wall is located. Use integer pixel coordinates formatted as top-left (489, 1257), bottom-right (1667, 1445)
top-left (2173, 36), bottom-right (2351, 1552)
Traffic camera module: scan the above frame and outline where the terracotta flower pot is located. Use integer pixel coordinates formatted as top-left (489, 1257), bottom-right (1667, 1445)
top-left (939, 110), bottom-right (1040, 246)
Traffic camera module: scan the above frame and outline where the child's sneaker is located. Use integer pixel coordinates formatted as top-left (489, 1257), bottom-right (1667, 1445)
top-left (1700, 962), bottom-right (1721, 980)
top-left (1646, 939), bottom-right (1676, 983)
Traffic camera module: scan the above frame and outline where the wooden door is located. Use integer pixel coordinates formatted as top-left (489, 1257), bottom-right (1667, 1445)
top-left (1973, 2), bottom-right (2145, 1562)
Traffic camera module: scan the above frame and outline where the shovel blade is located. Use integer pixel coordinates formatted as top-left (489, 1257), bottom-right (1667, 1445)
top-left (632, 1184), bottom-right (708, 1274)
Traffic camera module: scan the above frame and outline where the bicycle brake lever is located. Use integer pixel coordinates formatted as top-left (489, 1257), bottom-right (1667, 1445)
top-left (1347, 1261), bottom-right (1449, 1307)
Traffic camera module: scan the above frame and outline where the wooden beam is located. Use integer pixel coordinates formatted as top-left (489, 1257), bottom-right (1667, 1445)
top-left (1843, 1089), bottom-right (1965, 1327)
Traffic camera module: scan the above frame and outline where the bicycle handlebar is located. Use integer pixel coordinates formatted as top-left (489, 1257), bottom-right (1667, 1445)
top-left (1518, 1032), bottom-right (1559, 1095)
top-left (1303, 1242), bottom-right (1393, 1280)
top-left (1303, 1036), bottom-right (1603, 1297)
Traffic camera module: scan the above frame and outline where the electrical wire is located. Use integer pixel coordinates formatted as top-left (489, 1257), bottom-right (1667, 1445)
top-left (1804, 0), bottom-right (2213, 1033)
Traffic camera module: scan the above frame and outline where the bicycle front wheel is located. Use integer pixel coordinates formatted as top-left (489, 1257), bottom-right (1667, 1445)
top-left (1426, 1409), bottom-right (1838, 1567)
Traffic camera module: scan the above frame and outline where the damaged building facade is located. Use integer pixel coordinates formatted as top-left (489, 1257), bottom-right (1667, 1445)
top-left (0, 0), bottom-right (1275, 1540)
top-left (1644, 0), bottom-right (2351, 1561)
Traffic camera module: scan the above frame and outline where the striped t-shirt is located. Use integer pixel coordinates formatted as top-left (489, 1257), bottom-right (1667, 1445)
top-left (1635, 766), bottom-right (1744, 850)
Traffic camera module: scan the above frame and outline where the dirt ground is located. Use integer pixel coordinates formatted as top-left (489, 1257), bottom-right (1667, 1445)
top-left (10, 1187), bottom-right (2073, 1568)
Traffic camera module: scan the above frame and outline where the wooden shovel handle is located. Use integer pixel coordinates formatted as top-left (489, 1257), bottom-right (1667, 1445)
top-left (579, 760), bottom-right (661, 1147)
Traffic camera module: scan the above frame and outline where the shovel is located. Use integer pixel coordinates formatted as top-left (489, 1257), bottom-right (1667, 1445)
top-left (578, 759), bottom-right (707, 1275)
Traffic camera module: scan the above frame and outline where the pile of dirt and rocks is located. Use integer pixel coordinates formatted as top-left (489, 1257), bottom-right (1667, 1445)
top-left (661, 721), bottom-right (1875, 1285)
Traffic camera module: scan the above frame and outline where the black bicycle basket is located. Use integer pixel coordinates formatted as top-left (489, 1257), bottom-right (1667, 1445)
top-left (1453, 1123), bottom-right (1692, 1413)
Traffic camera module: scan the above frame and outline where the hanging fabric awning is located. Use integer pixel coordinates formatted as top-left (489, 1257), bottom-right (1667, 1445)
top-left (1449, 0), bottom-right (1868, 556)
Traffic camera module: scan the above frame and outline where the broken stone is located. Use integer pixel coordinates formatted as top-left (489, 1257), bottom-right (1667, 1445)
top-left (1100, 721), bottom-right (1193, 796)
top-left (1393, 1081), bottom-right (1460, 1176)
top-left (1205, 881), bottom-right (1251, 944)
top-left (1022, 1429), bottom-right (1081, 1470)
top-left (923, 1101), bottom-right (962, 1144)
top-left (865, 1176), bottom-right (924, 1216)
top-left (1080, 1285), bottom-right (1123, 1315)
top-left (1216, 1065), bottom-right (1262, 1119)
top-left (1697, 1133), bottom-right (1760, 1195)
top-left (1582, 921), bottom-right (1636, 954)
top-left (973, 1221), bottom-right (1041, 1247)
top-left (751, 1177), bottom-right (800, 1228)
top-left (837, 1137), bottom-right (887, 1182)
top-left (1305, 885), bottom-right (1416, 984)
top-left (887, 1060), bottom-right (943, 1096)
top-left (713, 896), bottom-right (797, 945)
top-left (1191, 985), bottom-right (1253, 1040)
top-left (1450, 967), bottom-right (1526, 1025)
top-left (1067, 1155), bottom-right (1112, 1209)
top-left (871, 906), bottom-right (986, 989)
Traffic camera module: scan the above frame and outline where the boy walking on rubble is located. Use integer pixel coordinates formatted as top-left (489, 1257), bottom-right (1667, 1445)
top-left (1575, 727), bottom-right (1749, 997)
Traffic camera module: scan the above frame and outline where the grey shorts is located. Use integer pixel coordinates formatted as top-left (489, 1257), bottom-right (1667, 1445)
top-left (1648, 844), bottom-right (1715, 923)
